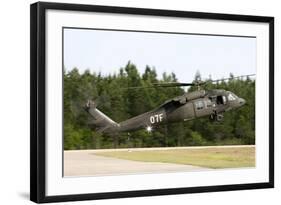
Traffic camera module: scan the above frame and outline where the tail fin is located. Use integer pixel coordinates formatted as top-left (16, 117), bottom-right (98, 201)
top-left (84, 100), bottom-right (119, 134)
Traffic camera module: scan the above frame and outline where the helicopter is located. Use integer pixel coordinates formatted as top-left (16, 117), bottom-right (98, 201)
top-left (84, 74), bottom-right (254, 134)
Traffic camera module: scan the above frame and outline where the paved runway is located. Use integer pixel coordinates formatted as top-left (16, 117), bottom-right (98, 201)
top-left (64, 148), bottom-right (211, 177)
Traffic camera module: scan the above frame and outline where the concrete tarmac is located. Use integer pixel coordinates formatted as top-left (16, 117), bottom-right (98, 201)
top-left (64, 148), bottom-right (211, 177)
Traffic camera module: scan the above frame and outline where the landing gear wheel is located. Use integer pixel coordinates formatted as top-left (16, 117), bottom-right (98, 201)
top-left (216, 114), bottom-right (224, 121)
top-left (209, 111), bottom-right (224, 122)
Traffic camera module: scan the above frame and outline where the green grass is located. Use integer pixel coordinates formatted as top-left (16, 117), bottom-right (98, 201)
top-left (95, 146), bottom-right (255, 169)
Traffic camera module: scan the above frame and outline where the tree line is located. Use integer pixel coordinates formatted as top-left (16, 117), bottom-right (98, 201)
top-left (64, 62), bottom-right (255, 150)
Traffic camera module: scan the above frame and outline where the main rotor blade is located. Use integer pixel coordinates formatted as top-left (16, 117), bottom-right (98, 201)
top-left (153, 82), bottom-right (195, 87)
top-left (124, 82), bottom-right (194, 90)
top-left (123, 74), bottom-right (255, 90)
top-left (207, 74), bottom-right (256, 83)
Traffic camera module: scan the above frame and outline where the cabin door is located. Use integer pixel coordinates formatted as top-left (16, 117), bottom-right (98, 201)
top-left (194, 98), bottom-right (214, 117)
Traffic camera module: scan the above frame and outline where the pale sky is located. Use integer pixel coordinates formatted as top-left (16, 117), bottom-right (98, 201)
top-left (63, 28), bottom-right (256, 83)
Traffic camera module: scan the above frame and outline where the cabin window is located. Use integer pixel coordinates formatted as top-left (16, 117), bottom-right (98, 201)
top-left (195, 101), bottom-right (204, 110)
top-left (206, 99), bottom-right (212, 107)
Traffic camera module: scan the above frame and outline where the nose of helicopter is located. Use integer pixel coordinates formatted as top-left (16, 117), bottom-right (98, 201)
top-left (238, 98), bottom-right (246, 106)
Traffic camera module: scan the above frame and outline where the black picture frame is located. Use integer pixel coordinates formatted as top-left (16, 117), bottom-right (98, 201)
top-left (30, 2), bottom-right (274, 203)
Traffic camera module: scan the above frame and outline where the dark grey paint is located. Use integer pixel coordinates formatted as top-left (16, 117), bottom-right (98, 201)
top-left (85, 89), bottom-right (245, 134)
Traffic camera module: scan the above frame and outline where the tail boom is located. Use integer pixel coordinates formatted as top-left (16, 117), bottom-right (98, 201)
top-left (84, 101), bottom-right (119, 134)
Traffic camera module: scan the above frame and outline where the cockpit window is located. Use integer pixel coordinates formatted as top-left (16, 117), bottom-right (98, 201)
top-left (223, 96), bottom-right (227, 104)
top-left (228, 93), bottom-right (237, 101)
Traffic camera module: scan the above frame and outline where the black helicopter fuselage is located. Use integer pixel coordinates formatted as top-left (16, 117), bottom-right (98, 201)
top-left (85, 89), bottom-right (245, 134)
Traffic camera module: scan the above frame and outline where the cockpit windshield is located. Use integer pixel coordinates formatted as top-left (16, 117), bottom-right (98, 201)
top-left (227, 92), bottom-right (237, 101)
